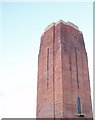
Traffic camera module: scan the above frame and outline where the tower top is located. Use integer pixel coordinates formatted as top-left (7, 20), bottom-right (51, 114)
top-left (41, 20), bottom-right (82, 36)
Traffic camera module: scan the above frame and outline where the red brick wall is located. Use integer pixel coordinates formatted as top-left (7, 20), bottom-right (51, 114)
top-left (36, 21), bottom-right (93, 119)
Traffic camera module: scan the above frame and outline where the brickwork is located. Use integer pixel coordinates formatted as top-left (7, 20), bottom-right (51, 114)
top-left (36, 20), bottom-right (93, 119)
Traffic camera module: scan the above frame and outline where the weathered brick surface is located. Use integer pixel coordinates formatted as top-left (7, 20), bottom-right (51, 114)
top-left (36, 20), bottom-right (93, 119)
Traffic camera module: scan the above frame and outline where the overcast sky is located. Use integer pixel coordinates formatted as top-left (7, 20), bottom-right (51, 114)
top-left (0, 2), bottom-right (93, 119)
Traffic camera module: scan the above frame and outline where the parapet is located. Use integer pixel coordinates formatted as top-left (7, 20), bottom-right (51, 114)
top-left (67, 21), bottom-right (79, 30)
top-left (41, 20), bottom-right (82, 37)
top-left (55, 20), bottom-right (79, 30)
top-left (44, 22), bottom-right (55, 32)
top-left (55, 20), bottom-right (66, 26)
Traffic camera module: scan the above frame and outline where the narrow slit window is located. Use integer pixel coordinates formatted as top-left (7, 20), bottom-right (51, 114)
top-left (69, 55), bottom-right (72, 81)
top-left (47, 48), bottom-right (49, 88)
top-left (75, 47), bottom-right (79, 89)
top-left (69, 55), bottom-right (72, 72)
top-left (77, 96), bottom-right (81, 114)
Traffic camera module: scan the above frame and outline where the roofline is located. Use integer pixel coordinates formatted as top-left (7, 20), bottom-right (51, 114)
top-left (41, 20), bottom-right (82, 37)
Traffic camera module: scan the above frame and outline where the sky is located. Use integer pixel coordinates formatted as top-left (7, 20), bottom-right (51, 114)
top-left (0, 2), bottom-right (93, 119)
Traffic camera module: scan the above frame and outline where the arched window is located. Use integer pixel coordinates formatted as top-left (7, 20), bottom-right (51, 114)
top-left (77, 96), bottom-right (81, 114)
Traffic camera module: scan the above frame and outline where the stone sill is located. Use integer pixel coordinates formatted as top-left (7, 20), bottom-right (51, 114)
top-left (76, 113), bottom-right (85, 117)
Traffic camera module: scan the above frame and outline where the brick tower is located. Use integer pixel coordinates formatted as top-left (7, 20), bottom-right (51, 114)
top-left (36, 20), bottom-right (93, 119)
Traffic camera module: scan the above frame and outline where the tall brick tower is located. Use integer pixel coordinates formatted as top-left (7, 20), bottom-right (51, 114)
top-left (36, 20), bottom-right (93, 119)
